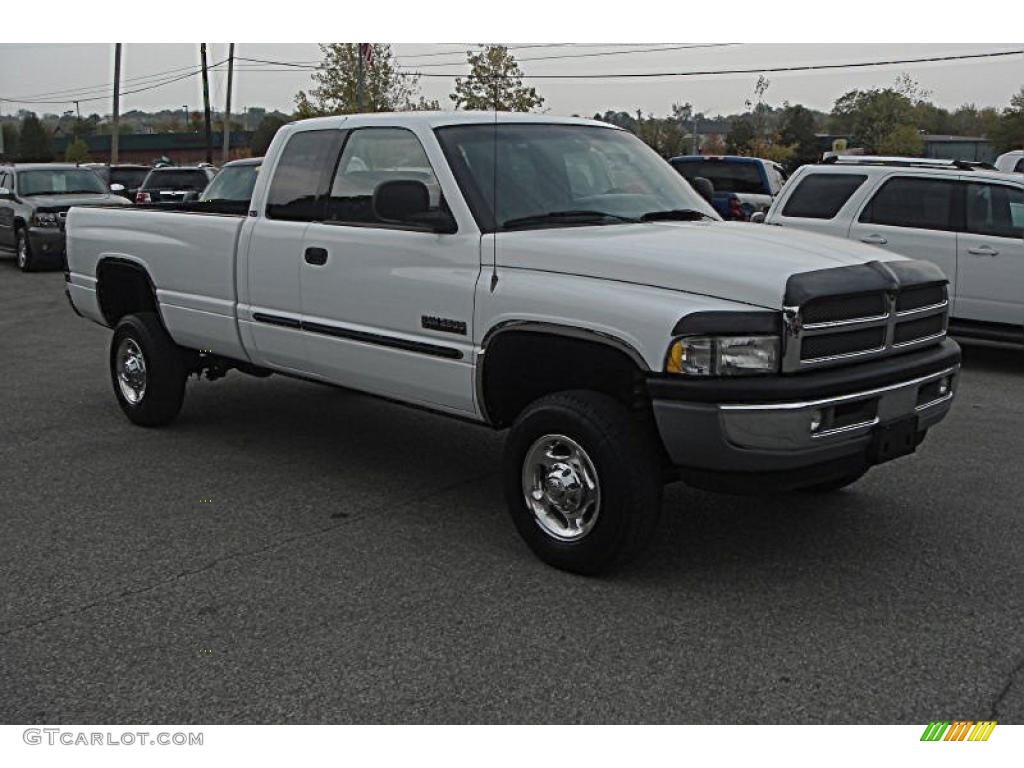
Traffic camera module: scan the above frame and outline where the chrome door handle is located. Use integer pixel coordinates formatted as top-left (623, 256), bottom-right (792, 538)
top-left (967, 245), bottom-right (999, 257)
top-left (860, 234), bottom-right (887, 245)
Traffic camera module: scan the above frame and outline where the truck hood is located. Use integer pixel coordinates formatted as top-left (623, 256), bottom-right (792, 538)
top-left (27, 193), bottom-right (131, 211)
top-left (495, 221), bottom-right (905, 310)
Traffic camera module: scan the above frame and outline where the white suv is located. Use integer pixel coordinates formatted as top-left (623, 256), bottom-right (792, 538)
top-left (764, 157), bottom-right (1024, 343)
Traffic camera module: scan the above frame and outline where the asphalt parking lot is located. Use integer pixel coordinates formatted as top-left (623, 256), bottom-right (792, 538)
top-left (1, 263), bottom-right (1023, 725)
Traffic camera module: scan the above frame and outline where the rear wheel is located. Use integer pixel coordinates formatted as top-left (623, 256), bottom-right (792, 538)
top-left (110, 313), bottom-right (188, 427)
top-left (14, 227), bottom-right (33, 272)
top-left (504, 390), bottom-right (662, 575)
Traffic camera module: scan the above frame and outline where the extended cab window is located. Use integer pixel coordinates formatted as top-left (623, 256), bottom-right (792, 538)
top-left (966, 182), bottom-right (1024, 238)
top-left (266, 130), bottom-right (346, 221)
top-left (859, 176), bottom-right (960, 231)
top-left (324, 128), bottom-right (441, 226)
top-left (781, 173), bottom-right (866, 219)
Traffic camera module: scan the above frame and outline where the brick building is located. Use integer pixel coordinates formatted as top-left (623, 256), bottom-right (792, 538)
top-left (51, 131), bottom-right (253, 164)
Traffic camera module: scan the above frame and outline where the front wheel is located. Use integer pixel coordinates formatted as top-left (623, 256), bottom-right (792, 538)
top-left (504, 390), bottom-right (663, 575)
top-left (110, 313), bottom-right (188, 427)
top-left (14, 227), bottom-right (34, 272)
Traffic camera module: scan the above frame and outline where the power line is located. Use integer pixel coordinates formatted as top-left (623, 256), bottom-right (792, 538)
top-left (0, 59), bottom-right (230, 106)
top-left (411, 43), bottom-right (739, 68)
top-left (404, 47), bottom-right (1024, 79)
top-left (3, 62), bottom-right (207, 102)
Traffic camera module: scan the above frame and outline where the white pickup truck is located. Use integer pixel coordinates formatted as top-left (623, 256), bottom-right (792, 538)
top-left (66, 112), bottom-right (961, 574)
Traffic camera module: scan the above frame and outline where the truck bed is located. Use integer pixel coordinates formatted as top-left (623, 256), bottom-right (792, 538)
top-left (66, 205), bottom-right (250, 361)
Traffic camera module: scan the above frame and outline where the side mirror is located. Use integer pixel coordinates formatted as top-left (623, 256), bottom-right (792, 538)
top-left (750, 212), bottom-right (766, 224)
top-left (691, 176), bottom-right (715, 204)
top-left (373, 179), bottom-right (456, 233)
top-left (0, 187), bottom-right (12, 200)
top-left (110, 183), bottom-right (126, 193)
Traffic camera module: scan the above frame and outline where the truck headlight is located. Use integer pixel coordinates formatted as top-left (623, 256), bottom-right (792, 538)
top-left (31, 212), bottom-right (60, 228)
top-left (665, 336), bottom-right (780, 376)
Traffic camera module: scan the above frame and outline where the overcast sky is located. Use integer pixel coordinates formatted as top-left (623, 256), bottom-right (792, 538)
top-left (1, 43), bottom-right (1021, 120)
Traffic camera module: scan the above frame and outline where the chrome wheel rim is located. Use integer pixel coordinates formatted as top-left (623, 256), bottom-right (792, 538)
top-left (116, 338), bottom-right (147, 405)
top-left (16, 236), bottom-right (27, 269)
top-left (522, 433), bottom-right (601, 542)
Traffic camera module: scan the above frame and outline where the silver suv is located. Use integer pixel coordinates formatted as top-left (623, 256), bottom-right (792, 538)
top-left (764, 156), bottom-right (1024, 345)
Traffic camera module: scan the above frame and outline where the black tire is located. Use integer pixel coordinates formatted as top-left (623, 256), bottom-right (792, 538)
top-left (110, 312), bottom-right (187, 427)
top-left (798, 469), bottom-right (869, 494)
top-left (504, 390), bottom-right (663, 575)
top-left (14, 226), bottom-right (34, 272)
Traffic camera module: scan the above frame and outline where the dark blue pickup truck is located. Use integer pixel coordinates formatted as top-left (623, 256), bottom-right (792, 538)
top-left (670, 155), bottom-right (788, 221)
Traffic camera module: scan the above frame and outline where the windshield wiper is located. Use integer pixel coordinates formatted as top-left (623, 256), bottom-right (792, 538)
top-left (639, 209), bottom-right (715, 222)
top-left (501, 210), bottom-right (639, 230)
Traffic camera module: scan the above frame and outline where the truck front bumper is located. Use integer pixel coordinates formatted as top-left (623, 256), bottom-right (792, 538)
top-left (26, 226), bottom-right (67, 269)
top-left (647, 340), bottom-right (960, 492)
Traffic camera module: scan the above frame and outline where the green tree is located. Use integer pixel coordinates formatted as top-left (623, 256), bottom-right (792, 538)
top-left (294, 43), bottom-right (438, 116)
top-left (64, 137), bottom-right (91, 163)
top-left (726, 115), bottom-right (757, 154)
top-left (251, 115), bottom-right (288, 156)
top-left (990, 87), bottom-right (1024, 153)
top-left (0, 123), bottom-right (18, 161)
top-left (17, 113), bottom-right (53, 162)
top-left (778, 103), bottom-right (820, 169)
top-left (451, 45), bottom-right (544, 112)
top-left (830, 87), bottom-right (917, 153)
top-left (877, 124), bottom-right (924, 156)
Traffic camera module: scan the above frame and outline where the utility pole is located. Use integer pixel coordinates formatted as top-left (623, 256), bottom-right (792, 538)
top-left (111, 43), bottom-right (122, 163)
top-left (356, 44), bottom-right (365, 112)
top-left (182, 105), bottom-right (189, 131)
top-left (200, 43), bottom-right (213, 164)
top-left (222, 43), bottom-right (234, 163)
top-left (692, 112), bottom-right (699, 155)
top-left (0, 100), bottom-right (6, 158)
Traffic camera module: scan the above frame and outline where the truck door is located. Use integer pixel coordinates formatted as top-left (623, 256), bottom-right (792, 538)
top-left (848, 175), bottom-right (961, 304)
top-left (242, 129), bottom-right (345, 373)
top-left (298, 126), bottom-right (479, 414)
top-left (956, 179), bottom-right (1024, 328)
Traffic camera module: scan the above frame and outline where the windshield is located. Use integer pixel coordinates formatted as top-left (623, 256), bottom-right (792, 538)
top-left (18, 168), bottom-right (107, 196)
top-left (201, 164), bottom-right (260, 202)
top-left (671, 159), bottom-right (767, 195)
top-left (436, 123), bottom-right (718, 231)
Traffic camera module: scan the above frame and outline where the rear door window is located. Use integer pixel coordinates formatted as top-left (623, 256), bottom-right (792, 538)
top-left (265, 130), bottom-right (346, 221)
top-left (966, 182), bottom-right (1024, 238)
top-left (858, 176), bottom-right (960, 231)
top-left (781, 173), bottom-right (867, 219)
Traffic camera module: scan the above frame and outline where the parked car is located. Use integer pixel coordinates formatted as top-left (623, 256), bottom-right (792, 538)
top-left (669, 155), bottom-right (788, 220)
top-left (82, 163), bottom-right (151, 200)
top-left (763, 155), bottom-right (1024, 345)
top-left (135, 165), bottom-right (217, 205)
top-left (194, 157), bottom-right (262, 213)
top-left (0, 163), bottom-right (132, 271)
top-left (65, 113), bottom-right (959, 574)
top-left (994, 150), bottom-right (1024, 174)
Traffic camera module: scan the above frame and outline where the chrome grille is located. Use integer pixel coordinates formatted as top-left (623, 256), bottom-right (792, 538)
top-left (783, 283), bottom-right (949, 372)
